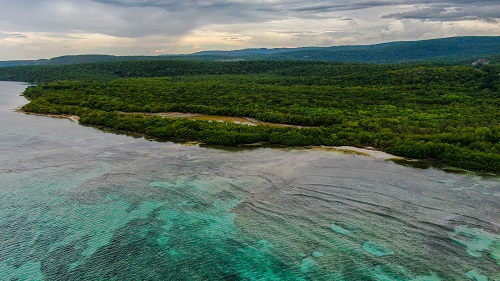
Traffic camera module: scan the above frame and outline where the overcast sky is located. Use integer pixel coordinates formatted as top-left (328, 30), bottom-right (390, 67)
top-left (0, 0), bottom-right (499, 60)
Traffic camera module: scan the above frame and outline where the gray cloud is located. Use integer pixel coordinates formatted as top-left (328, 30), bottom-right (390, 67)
top-left (0, 33), bottom-right (27, 38)
top-left (383, 4), bottom-right (500, 23)
top-left (93, 0), bottom-right (243, 9)
top-left (89, 0), bottom-right (500, 16)
top-left (0, 0), bottom-right (203, 38)
top-left (1, 0), bottom-right (498, 39)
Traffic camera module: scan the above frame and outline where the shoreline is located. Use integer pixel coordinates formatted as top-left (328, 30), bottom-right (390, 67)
top-left (18, 109), bottom-right (403, 160)
top-left (17, 109), bottom-right (500, 176)
top-left (16, 108), bottom-right (80, 123)
top-left (311, 145), bottom-right (403, 160)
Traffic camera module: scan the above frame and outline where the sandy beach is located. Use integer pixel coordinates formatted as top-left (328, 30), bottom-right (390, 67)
top-left (17, 108), bottom-right (80, 122)
top-left (312, 145), bottom-right (403, 160)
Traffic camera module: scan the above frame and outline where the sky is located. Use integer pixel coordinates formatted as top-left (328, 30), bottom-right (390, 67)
top-left (0, 0), bottom-right (499, 60)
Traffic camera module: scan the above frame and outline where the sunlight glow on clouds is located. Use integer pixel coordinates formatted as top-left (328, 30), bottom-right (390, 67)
top-left (0, 0), bottom-right (499, 60)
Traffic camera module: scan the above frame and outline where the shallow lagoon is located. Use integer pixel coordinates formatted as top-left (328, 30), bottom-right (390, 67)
top-left (0, 82), bottom-right (499, 280)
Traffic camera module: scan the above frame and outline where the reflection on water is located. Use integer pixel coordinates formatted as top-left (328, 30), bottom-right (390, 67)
top-left (1, 82), bottom-right (499, 280)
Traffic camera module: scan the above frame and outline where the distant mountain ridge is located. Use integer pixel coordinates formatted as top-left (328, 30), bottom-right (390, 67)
top-left (1, 36), bottom-right (499, 67)
top-left (0, 54), bottom-right (167, 68)
top-left (190, 36), bottom-right (500, 62)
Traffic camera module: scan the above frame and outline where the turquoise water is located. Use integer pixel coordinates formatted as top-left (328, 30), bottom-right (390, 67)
top-left (0, 82), bottom-right (499, 280)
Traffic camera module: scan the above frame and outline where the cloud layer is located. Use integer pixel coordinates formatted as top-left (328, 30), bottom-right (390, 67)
top-left (0, 0), bottom-right (499, 59)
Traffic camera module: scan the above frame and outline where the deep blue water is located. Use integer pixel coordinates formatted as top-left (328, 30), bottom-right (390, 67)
top-left (0, 81), bottom-right (499, 280)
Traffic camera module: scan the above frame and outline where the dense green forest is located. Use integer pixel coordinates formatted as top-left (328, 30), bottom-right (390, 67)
top-left (10, 59), bottom-right (500, 172)
top-left (1, 60), bottom-right (336, 82)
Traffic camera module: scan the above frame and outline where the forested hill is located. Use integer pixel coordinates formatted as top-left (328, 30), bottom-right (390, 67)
top-left (1, 36), bottom-right (499, 67)
top-left (192, 36), bottom-right (500, 63)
